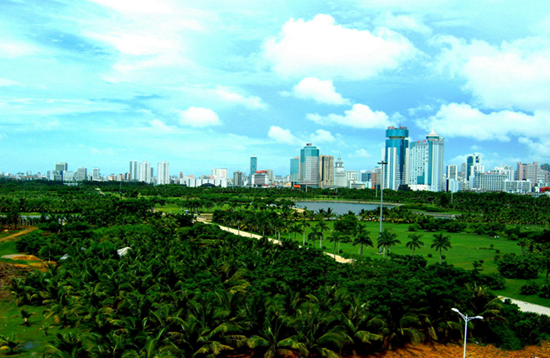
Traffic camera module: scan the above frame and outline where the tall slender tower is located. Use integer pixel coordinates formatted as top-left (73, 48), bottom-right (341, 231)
top-left (384, 126), bottom-right (409, 190)
top-left (129, 161), bottom-right (139, 181)
top-left (139, 161), bottom-right (152, 183)
top-left (466, 153), bottom-right (481, 181)
top-left (290, 157), bottom-right (300, 183)
top-left (299, 143), bottom-right (320, 187)
top-left (250, 156), bottom-right (257, 181)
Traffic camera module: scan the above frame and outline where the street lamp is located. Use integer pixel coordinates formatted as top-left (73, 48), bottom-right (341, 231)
top-left (451, 308), bottom-right (483, 358)
top-left (378, 160), bottom-right (387, 253)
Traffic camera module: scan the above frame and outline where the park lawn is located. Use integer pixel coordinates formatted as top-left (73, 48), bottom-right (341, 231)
top-left (292, 219), bottom-right (550, 307)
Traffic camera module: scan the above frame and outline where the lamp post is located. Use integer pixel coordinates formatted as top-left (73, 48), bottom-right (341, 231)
top-left (451, 308), bottom-right (483, 358)
top-left (378, 160), bottom-right (387, 252)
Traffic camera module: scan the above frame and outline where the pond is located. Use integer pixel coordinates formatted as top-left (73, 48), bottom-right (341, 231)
top-left (294, 201), bottom-right (394, 216)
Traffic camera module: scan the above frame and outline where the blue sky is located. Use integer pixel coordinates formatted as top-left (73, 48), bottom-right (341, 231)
top-left (2, 0), bottom-right (550, 177)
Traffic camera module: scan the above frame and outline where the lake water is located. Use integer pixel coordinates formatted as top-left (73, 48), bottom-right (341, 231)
top-left (294, 201), bottom-right (392, 216)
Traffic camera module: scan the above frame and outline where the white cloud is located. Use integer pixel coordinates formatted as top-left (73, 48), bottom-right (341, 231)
top-left (306, 104), bottom-right (393, 129)
top-left (349, 149), bottom-right (372, 158)
top-left (268, 126), bottom-right (300, 145)
top-left (292, 78), bottom-right (350, 105)
top-left (434, 36), bottom-right (550, 111)
top-left (518, 137), bottom-right (550, 158)
top-left (149, 119), bottom-right (178, 133)
top-left (262, 14), bottom-right (418, 80)
top-left (417, 103), bottom-right (550, 141)
top-left (215, 87), bottom-right (267, 110)
top-left (0, 78), bottom-right (19, 87)
top-left (179, 107), bottom-right (221, 127)
top-left (310, 129), bottom-right (335, 143)
top-left (373, 12), bottom-right (432, 35)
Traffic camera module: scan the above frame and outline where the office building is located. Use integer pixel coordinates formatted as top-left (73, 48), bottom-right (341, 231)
top-left (319, 155), bottom-right (334, 188)
top-left (345, 170), bottom-right (359, 184)
top-left (157, 161), bottom-right (170, 185)
top-left (334, 155), bottom-right (347, 187)
top-left (474, 173), bottom-right (508, 192)
top-left (299, 143), bottom-right (320, 187)
top-left (384, 126), bottom-right (409, 190)
top-left (55, 162), bottom-right (68, 172)
top-left (408, 130), bottom-right (445, 191)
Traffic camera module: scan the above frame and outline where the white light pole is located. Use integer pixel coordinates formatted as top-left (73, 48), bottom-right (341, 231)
top-left (378, 160), bottom-right (387, 252)
top-left (452, 308), bottom-right (483, 358)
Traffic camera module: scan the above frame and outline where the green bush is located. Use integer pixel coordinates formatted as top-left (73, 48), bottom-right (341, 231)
top-left (520, 281), bottom-right (539, 295)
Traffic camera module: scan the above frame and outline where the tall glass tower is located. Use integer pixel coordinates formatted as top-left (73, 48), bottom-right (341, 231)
top-left (300, 143), bottom-right (320, 187)
top-left (250, 156), bottom-right (257, 181)
top-left (408, 131), bottom-right (445, 191)
top-left (384, 126), bottom-right (409, 190)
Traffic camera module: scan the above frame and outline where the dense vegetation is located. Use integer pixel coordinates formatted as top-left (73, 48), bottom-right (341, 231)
top-left (1, 179), bottom-right (550, 356)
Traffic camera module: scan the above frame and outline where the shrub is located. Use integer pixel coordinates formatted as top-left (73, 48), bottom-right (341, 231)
top-left (497, 253), bottom-right (541, 279)
top-left (520, 281), bottom-right (539, 295)
top-left (539, 283), bottom-right (550, 298)
top-left (427, 253), bottom-right (432, 258)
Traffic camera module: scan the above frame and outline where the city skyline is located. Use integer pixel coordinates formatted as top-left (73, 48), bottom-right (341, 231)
top-left (2, 1), bottom-right (550, 175)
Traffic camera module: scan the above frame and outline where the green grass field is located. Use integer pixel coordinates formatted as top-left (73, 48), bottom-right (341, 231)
top-left (275, 219), bottom-right (550, 307)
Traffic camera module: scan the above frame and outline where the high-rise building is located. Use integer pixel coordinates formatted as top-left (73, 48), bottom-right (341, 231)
top-left (334, 155), bottom-right (347, 187)
top-left (290, 157), bottom-right (300, 183)
top-left (92, 168), bottom-right (100, 181)
top-left (233, 171), bottom-right (246, 186)
top-left (345, 170), bottom-right (359, 184)
top-left (212, 168), bottom-right (229, 179)
top-left (319, 155), bottom-right (334, 188)
top-left (516, 162), bottom-right (540, 186)
top-left (75, 167), bottom-right (87, 181)
top-left (157, 161), bottom-right (170, 185)
top-left (299, 143), bottom-right (320, 187)
top-left (384, 126), bottom-right (409, 190)
top-left (139, 161), bottom-right (152, 183)
top-left (129, 161), bottom-right (139, 181)
top-left (408, 130), bottom-right (445, 191)
top-left (466, 153), bottom-right (481, 181)
top-left (446, 164), bottom-right (458, 180)
top-left (250, 156), bottom-right (257, 181)
top-left (55, 162), bottom-right (68, 172)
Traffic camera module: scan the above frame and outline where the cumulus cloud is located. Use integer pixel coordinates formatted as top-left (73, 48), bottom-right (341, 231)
top-left (179, 107), bottom-right (221, 127)
top-left (416, 103), bottom-right (550, 141)
top-left (262, 14), bottom-right (418, 80)
top-left (215, 87), bottom-right (267, 110)
top-left (306, 104), bottom-right (393, 129)
top-left (292, 78), bottom-right (350, 105)
top-left (373, 13), bottom-right (432, 35)
top-left (310, 129), bottom-right (335, 143)
top-left (434, 36), bottom-right (550, 111)
top-left (268, 126), bottom-right (300, 145)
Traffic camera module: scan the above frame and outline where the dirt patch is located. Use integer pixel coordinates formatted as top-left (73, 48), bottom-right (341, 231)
top-left (2, 254), bottom-right (41, 261)
top-left (0, 261), bottom-right (28, 300)
top-left (0, 227), bottom-right (37, 243)
top-left (365, 340), bottom-right (550, 358)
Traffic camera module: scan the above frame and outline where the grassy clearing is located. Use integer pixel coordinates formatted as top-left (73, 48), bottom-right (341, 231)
top-left (0, 300), bottom-right (61, 357)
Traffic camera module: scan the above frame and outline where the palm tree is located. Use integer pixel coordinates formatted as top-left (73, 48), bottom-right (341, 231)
top-left (315, 220), bottom-right (329, 249)
top-left (352, 224), bottom-right (374, 257)
top-left (377, 230), bottom-right (400, 259)
top-left (300, 219), bottom-right (311, 246)
top-left (431, 233), bottom-right (451, 263)
top-left (405, 234), bottom-right (424, 255)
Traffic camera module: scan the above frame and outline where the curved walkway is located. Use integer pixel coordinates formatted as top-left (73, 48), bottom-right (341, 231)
top-left (500, 296), bottom-right (550, 316)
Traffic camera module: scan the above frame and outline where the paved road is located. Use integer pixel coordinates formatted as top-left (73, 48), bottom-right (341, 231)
top-left (500, 296), bottom-right (550, 316)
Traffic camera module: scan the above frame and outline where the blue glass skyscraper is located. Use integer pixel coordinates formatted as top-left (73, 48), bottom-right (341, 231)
top-left (384, 126), bottom-right (409, 190)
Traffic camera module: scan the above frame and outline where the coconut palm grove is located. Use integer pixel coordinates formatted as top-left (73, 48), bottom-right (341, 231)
top-left (1, 179), bottom-right (550, 356)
